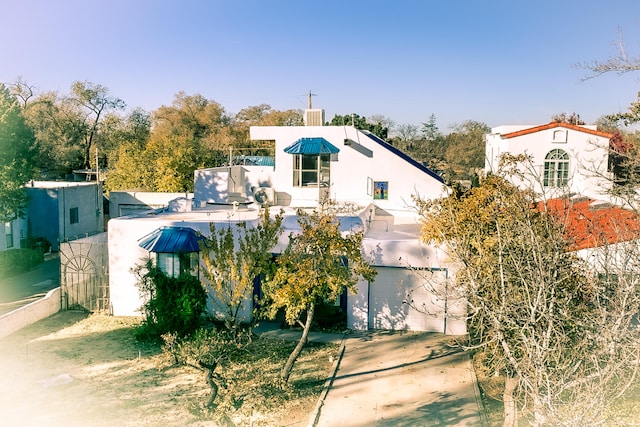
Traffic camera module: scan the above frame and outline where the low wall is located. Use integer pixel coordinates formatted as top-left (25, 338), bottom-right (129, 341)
top-left (0, 287), bottom-right (61, 340)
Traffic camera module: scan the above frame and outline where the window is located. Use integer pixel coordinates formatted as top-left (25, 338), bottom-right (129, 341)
top-left (552, 129), bottom-right (568, 143)
top-left (69, 207), bottom-right (79, 224)
top-left (4, 222), bottom-right (13, 249)
top-left (543, 149), bottom-right (569, 187)
top-left (157, 252), bottom-right (199, 278)
top-left (292, 154), bottom-right (330, 187)
top-left (373, 181), bottom-right (389, 200)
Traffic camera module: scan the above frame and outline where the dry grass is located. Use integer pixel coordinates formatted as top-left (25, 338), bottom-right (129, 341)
top-left (0, 311), bottom-right (338, 427)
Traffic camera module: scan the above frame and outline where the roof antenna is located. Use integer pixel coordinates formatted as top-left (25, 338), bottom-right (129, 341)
top-left (307, 90), bottom-right (317, 109)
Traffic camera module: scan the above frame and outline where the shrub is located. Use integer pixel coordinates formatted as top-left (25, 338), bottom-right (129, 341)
top-left (134, 259), bottom-right (207, 341)
top-left (25, 237), bottom-right (52, 253)
top-left (311, 301), bottom-right (346, 332)
top-left (0, 248), bottom-right (44, 279)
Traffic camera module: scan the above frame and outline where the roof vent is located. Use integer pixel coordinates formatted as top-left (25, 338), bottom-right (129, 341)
top-left (304, 109), bottom-right (325, 126)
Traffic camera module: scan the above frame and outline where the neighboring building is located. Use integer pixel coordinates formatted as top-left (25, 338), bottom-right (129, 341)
top-left (0, 218), bottom-right (26, 251)
top-left (26, 181), bottom-right (104, 251)
top-left (543, 195), bottom-right (640, 269)
top-left (108, 191), bottom-right (194, 219)
top-left (108, 115), bottom-right (467, 334)
top-left (485, 122), bottom-right (614, 199)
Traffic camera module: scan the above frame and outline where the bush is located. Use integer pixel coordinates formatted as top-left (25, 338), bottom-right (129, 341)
top-left (25, 237), bottom-right (52, 253)
top-left (0, 248), bottom-right (44, 279)
top-left (134, 259), bottom-right (207, 341)
top-left (311, 301), bottom-right (346, 332)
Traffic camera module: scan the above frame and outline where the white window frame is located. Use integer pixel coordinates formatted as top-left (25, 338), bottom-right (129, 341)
top-left (543, 149), bottom-right (569, 187)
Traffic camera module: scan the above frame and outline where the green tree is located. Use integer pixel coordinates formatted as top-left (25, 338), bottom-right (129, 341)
top-left (421, 113), bottom-right (441, 142)
top-left (200, 206), bottom-right (283, 331)
top-left (21, 90), bottom-right (86, 177)
top-left (328, 113), bottom-right (388, 139)
top-left (103, 109), bottom-right (153, 192)
top-left (0, 83), bottom-right (35, 222)
top-left (17, 81), bottom-right (124, 177)
top-left (262, 208), bottom-right (376, 384)
top-left (146, 92), bottom-right (233, 192)
top-left (230, 105), bottom-right (302, 162)
top-left (69, 81), bottom-right (126, 169)
top-left (419, 167), bottom-right (640, 425)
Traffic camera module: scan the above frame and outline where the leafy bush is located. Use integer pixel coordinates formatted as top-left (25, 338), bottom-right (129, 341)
top-left (134, 259), bottom-right (207, 341)
top-left (311, 301), bottom-right (347, 332)
top-left (0, 248), bottom-right (44, 279)
top-left (25, 236), bottom-right (52, 253)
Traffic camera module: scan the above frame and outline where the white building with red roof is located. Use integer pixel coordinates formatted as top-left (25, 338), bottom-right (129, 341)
top-left (485, 122), bottom-right (614, 199)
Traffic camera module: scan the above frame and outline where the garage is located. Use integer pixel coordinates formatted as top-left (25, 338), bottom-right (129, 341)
top-left (367, 266), bottom-right (461, 333)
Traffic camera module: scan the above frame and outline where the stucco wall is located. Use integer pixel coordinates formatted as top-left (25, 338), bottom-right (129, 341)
top-left (108, 210), bottom-right (263, 317)
top-left (485, 124), bottom-right (612, 199)
top-left (27, 187), bottom-right (60, 249)
top-left (0, 287), bottom-right (61, 340)
top-left (27, 182), bottom-right (104, 250)
top-left (250, 126), bottom-right (447, 210)
top-left (109, 191), bottom-right (194, 218)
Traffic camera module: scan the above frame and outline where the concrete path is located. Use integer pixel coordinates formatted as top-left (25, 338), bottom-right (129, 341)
top-left (313, 331), bottom-right (484, 427)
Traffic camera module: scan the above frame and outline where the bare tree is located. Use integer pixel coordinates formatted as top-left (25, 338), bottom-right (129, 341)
top-left (576, 28), bottom-right (640, 126)
top-left (418, 159), bottom-right (640, 426)
top-left (576, 28), bottom-right (640, 79)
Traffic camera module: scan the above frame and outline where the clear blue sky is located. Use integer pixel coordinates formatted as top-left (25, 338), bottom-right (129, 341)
top-left (2, 0), bottom-right (640, 132)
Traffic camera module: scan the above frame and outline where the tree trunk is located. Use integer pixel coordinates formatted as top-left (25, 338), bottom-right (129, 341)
top-left (502, 374), bottom-right (518, 427)
top-left (200, 361), bottom-right (219, 408)
top-left (280, 303), bottom-right (315, 384)
top-left (532, 396), bottom-right (546, 427)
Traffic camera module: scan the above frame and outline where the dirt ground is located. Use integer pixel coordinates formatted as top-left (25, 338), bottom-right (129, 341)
top-left (0, 311), bottom-right (331, 427)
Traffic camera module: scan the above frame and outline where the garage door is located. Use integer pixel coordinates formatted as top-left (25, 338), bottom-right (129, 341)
top-left (368, 267), bottom-right (449, 332)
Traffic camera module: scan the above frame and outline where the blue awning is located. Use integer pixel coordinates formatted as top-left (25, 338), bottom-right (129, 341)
top-left (283, 137), bottom-right (340, 155)
top-left (138, 226), bottom-right (203, 253)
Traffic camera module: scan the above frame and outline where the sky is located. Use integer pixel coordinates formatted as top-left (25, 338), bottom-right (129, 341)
top-left (2, 0), bottom-right (640, 132)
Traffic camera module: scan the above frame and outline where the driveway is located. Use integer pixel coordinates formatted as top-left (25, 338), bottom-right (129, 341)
top-left (313, 331), bottom-right (484, 426)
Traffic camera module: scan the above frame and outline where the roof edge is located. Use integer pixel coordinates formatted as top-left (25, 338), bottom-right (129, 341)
top-left (501, 122), bottom-right (613, 139)
top-left (361, 130), bottom-right (445, 183)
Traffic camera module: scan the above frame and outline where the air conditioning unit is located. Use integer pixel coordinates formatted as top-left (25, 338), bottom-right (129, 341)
top-left (253, 187), bottom-right (275, 205)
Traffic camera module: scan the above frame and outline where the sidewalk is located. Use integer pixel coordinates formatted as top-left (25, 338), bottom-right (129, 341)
top-left (312, 331), bottom-right (484, 427)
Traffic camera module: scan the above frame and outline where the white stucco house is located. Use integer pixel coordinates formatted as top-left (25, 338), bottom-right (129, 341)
top-left (1, 218), bottom-right (26, 252)
top-left (485, 122), bottom-right (614, 199)
top-left (108, 113), bottom-right (466, 334)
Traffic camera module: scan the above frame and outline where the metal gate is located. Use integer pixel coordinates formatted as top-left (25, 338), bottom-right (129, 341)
top-left (60, 237), bottom-right (109, 312)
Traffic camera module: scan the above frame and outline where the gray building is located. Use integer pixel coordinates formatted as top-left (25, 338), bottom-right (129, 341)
top-left (27, 181), bottom-right (104, 250)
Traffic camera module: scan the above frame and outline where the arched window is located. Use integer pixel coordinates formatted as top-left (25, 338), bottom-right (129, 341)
top-left (543, 149), bottom-right (569, 187)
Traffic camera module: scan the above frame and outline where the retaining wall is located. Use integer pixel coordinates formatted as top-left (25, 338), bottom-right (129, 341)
top-left (0, 287), bottom-right (61, 340)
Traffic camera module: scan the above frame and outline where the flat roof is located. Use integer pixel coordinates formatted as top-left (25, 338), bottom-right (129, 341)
top-left (26, 181), bottom-right (99, 189)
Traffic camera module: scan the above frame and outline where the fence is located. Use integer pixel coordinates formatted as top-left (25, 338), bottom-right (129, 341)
top-left (59, 233), bottom-right (109, 312)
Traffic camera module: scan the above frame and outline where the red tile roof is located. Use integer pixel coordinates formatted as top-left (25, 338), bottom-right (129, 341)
top-left (540, 198), bottom-right (640, 251)
top-left (501, 122), bottom-right (613, 139)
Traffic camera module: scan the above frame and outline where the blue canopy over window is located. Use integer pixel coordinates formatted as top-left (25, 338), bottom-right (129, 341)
top-left (283, 137), bottom-right (340, 155)
top-left (138, 226), bottom-right (203, 253)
